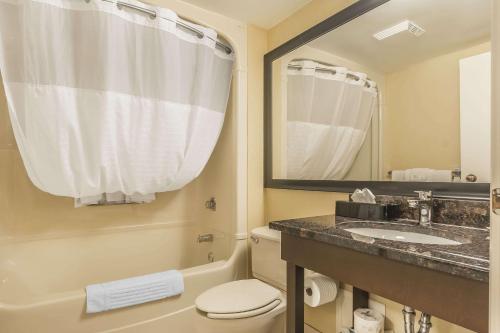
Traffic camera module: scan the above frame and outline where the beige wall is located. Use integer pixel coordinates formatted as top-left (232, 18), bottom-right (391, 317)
top-left (267, 0), bottom-right (357, 50)
top-left (247, 25), bottom-right (268, 234)
top-left (383, 41), bottom-right (491, 176)
top-left (259, 1), bottom-right (479, 333)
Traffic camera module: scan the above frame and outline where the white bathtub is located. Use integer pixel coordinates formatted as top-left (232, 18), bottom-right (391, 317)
top-left (0, 223), bottom-right (247, 333)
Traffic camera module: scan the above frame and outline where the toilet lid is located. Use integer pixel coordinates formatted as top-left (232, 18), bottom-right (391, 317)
top-left (195, 279), bottom-right (281, 315)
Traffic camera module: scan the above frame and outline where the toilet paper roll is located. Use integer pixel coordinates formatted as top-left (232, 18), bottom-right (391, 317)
top-left (354, 308), bottom-right (384, 333)
top-left (303, 273), bottom-right (337, 307)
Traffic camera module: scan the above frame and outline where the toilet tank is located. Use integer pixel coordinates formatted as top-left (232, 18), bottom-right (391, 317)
top-left (250, 226), bottom-right (286, 291)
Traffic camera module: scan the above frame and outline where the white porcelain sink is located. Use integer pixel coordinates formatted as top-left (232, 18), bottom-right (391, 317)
top-left (345, 228), bottom-right (461, 245)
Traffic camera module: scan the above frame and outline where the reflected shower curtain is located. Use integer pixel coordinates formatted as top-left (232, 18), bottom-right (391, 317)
top-left (286, 60), bottom-right (378, 180)
top-left (0, 0), bottom-right (234, 199)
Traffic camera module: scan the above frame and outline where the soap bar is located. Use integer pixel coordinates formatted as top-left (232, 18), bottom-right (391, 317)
top-left (335, 201), bottom-right (400, 221)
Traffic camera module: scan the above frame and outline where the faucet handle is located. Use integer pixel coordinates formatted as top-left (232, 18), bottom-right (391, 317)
top-left (414, 190), bottom-right (432, 200)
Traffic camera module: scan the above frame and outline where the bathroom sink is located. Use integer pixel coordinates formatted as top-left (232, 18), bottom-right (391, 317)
top-left (345, 228), bottom-right (462, 245)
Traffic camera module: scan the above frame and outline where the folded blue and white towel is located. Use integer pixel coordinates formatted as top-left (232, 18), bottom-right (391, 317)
top-left (86, 270), bottom-right (184, 313)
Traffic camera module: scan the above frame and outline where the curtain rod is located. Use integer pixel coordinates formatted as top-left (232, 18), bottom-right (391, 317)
top-left (288, 61), bottom-right (378, 89)
top-left (84, 0), bottom-right (233, 54)
top-left (288, 64), bottom-right (367, 84)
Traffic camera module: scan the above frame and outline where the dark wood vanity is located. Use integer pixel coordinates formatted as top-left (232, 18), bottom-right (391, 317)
top-left (270, 215), bottom-right (489, 333)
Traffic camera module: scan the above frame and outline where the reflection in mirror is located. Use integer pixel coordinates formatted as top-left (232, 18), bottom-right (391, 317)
top-left (285, 60), bottom-right (378, 180)
top-left (271, 0), bottom-right (491, 183)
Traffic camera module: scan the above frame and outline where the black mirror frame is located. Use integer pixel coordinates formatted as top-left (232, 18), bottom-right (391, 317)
top-left (263, 0), bottom-right (490, 199)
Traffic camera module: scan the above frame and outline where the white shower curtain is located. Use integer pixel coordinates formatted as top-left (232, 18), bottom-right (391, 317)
top-left (0, 0), bottom-right (234, 200)
top-left (286, 60), bottom-right (378, 180)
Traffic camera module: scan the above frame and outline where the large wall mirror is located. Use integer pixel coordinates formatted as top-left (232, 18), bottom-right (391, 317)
top-left (264, 0), bottom-right (491, 197)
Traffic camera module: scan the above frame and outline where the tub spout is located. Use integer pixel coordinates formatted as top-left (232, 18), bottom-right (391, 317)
top-left (402, 306), bottom-right (416, 333)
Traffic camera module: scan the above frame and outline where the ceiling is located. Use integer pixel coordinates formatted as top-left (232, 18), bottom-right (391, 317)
top-left (309, 0), bottom-right (491, 73)
top-left (179, 0), bottom-right (311, 29)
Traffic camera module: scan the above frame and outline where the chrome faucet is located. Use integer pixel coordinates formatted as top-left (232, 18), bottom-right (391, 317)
top-left (408, 191), bottom-right (433, 227)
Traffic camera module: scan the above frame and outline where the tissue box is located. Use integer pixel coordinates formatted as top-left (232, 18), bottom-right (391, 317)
top-left (335, 201), bottom-right (400, 221)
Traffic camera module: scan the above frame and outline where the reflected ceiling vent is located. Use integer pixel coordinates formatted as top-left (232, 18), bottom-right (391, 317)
top-left (373, 20), bottom-right (425, 40)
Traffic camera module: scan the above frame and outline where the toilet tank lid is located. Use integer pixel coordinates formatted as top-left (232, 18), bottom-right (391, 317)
top-left (251, 226), bottom-right (281, 242)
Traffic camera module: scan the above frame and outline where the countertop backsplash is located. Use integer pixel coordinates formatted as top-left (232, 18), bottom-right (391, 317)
top-left (373, 195), bottom-right (490, 229)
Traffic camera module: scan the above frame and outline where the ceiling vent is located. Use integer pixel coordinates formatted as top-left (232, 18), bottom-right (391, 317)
top-left (373, 20), bottom-right (425, 40)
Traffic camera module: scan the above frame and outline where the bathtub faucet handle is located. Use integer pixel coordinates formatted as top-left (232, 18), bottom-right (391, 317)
top-left (205, 197), bottom-right (216, 211)
top-left (197, 234), bottom-right (214, 243)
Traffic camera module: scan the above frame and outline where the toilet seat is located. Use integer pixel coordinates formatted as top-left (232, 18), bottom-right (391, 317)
top-left (207, 299), bottom-right (282, 319)
top-left (195, 279), bottom-right (282, 319)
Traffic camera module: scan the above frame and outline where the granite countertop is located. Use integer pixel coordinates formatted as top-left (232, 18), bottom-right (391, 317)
top-left (269, 215), bottom-right (490, 282)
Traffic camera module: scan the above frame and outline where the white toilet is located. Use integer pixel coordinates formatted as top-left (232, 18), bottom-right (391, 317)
top-left (194, 226), bottom-right (287, 333)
